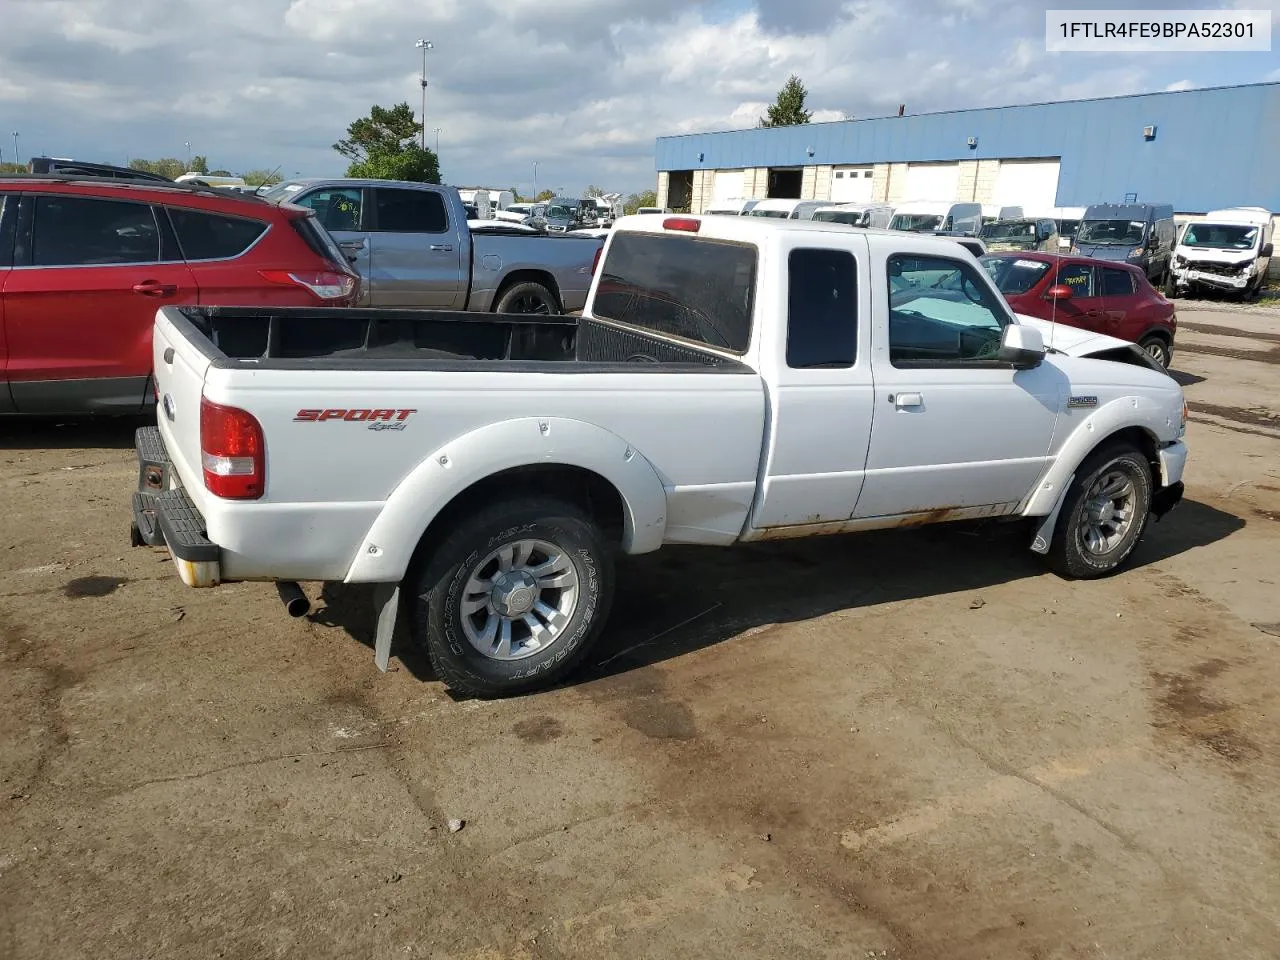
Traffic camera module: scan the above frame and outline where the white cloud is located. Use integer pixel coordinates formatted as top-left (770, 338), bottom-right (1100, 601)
top-left (1165, 79), bottom-right (1196, 91)
top-left (0, 0), bottom-right (1243, 193)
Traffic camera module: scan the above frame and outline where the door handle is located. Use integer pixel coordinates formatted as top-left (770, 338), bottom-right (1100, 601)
top-left (338, 239), bottom-right (367, 252)
top-left (893, 392), bottom-right (924, 409)
top-left (1085, 309), bottom-right (1101, 317)
top-left (132, 280), bottom-right (178, 297)
top-left (429, 243), bottom-right (454, 252)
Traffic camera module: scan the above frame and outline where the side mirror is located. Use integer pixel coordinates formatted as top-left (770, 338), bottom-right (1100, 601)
top-left (1045, 284), bottom-right (1073, 301)
top-left (998, 324), bottom-right (1046, 368)
top-left (1262, 243), bottom-right (1274, 258)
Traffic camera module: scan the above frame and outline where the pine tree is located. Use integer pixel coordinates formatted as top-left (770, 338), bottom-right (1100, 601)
top-left (760, 75), bottom-right (813, 128)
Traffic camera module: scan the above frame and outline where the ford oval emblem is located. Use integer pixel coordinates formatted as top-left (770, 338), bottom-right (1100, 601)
top-left (162, 393), bottom-right (177, 421)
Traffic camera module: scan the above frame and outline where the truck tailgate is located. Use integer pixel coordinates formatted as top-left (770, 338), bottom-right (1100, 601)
top-left (152, 309), bottom-right (213, 505)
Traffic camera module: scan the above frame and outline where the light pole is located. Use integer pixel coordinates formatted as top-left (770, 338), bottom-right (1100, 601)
top-left (532, 161), bottom-right (538, 195)
top-left (433, 127), bottom-right (441, 154)
top-left (184, 141), bottom-right (191, 170)
top-left (11, 131), bottom-right (18, 165)
top-left (415, 39), bottom-right (433, 150)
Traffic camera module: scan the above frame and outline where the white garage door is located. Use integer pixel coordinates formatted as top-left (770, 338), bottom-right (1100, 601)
top-left (903, 162), bottom-right (960, 201)
top-left (993, 159), bottom-right (1060, 210)
top-left (830, 165), bottom-right (873, 203)
top-left (712, 170), bottom-right (745, 204)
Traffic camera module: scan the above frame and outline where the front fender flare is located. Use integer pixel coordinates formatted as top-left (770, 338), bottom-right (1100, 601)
top-left (343, 417), bottom-right (668, 583)
top-left (1022, 396), bottom-right (1172, 518)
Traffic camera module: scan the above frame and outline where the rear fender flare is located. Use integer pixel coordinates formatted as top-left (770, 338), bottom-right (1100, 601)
top-left (1021, 396), bottom-right (1170, 517)
top-left (343, 417), bottom-right (668, 583)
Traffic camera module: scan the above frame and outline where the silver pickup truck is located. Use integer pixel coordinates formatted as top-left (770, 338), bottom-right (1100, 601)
top-left (260, 179), bottom-right (604, 314)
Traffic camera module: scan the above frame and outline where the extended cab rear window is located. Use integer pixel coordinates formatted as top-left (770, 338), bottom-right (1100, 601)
top-left (593, 232), bottom-right (755, 353)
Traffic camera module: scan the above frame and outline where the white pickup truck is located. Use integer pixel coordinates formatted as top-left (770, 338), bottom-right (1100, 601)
top-left (130, 215), bottom-right (1188, 696)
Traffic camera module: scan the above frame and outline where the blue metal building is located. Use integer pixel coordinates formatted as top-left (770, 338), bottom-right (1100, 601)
top-left (653, 82), bottom-right (1280, 215)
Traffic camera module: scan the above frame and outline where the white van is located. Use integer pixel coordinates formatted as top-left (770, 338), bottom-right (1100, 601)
top-left (888, 201), bottom-right (982, 236)
top-left (175, 173), bottom-right (247, 189)
top-left (809, 203), bottom-right (895, 228)
top-left (747, 199), bottom-right (831, 220)
top-left (981, 204), bottom-right (1023, 225)
top-left (1171, 206), bottom-right (1274, 298)
top-left (702, 199), bottom-right (761, 216)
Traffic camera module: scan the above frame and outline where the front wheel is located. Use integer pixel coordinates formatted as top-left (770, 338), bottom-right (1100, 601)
top-left (1139, 334), bottom-right (1172, 369)
top-left (410, 497), bottom-right (615, 697)
top-left (1047, 444), bottom-right (1153, 579)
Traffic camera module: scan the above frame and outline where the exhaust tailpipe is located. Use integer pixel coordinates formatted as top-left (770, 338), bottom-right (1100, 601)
top-left (276, 581), bottom-right (311, 618)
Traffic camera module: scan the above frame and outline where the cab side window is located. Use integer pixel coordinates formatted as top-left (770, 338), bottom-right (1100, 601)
top-left (787, 248), bottom-right (856, 368)
top-left (887, 255), bottom-right (1009, 366)
top-left (292, 188), bottom-right (364, 232)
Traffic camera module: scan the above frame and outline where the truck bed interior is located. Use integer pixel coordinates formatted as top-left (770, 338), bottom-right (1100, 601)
top-left (174, 306), bottom-right (744, 370)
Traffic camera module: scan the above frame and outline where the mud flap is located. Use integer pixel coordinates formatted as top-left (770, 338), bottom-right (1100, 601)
top-left (1030, 474), bottom-right (1075, 556)
top-left (373, 583), bottom-right (400, 673)
top-left (1151, 481), bottom-right (1185, 521)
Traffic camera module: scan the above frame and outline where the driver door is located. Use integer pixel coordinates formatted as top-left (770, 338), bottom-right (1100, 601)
top-left (853, 252), bottom-right (1062, 520)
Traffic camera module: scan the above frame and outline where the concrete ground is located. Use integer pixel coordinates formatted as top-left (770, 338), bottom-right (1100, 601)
top-left (2, 302), bottom-right (1278, 960)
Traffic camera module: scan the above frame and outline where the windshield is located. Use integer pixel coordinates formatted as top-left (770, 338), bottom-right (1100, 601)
top-left (1181, 223), bottom-right (1259, 251)
top-left (1058, 218), bottom-right (1081, 238)
top-left (1077, 219), bottom-right (1146, 245)
top-left (259, 180), bottom-right (308, 203)
top-left (889, 214), bottom-right (943, 232)
top-left (812, 210), bottom-right (865, 225)
top-left (545, 205), bottom-right (574, 219)
top-left (980, 255), bottom-right (1052, 295)
top-left (979, 220), bottom-right (1037, 242)
top-left (750, 209), bottom-right (793, 219)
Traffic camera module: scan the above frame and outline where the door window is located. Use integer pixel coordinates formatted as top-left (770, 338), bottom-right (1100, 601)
top-left (787, 248), bottom-right (856, 368)
top-left (1056, 262), bottom-right (1095, 296)
top-left (293, 188), bottom-right (363, 232)
top-left (1099, 267), bottom-right (1134, 296)
top-left (887, 255), bottom-right (1009, 366)
top-left (373, 188), bottom-right (449, 233)
top-left (31, 195), bottom-right (159, 266)
top-left (167, 208), bottom-right (268, 260)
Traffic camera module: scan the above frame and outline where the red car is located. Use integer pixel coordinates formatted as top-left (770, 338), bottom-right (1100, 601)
top-left (981, 252), bottom-right (1176, 368)
top-left (0, 176), bottom-right (360, 415)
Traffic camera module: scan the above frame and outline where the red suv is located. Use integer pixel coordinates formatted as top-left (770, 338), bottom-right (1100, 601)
top-left (0, 176), bottom-right (359, 415)
top-left (981, 252), bottom-right (1176, 368)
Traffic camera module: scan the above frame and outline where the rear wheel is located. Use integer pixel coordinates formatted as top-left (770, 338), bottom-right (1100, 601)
top-left (1047, 443), bottom-right (1153, 579)
top-left (1139, 334), bottom-right (1172, 369)
top-left (410, 497), bottom-right (614, 697)
top-left (494, 281), bottom-right (560, 316)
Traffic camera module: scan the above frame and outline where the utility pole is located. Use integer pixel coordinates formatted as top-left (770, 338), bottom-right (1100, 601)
top-left (433, 127), bottom-right (441, 154)
top-left (415, 39), bottom-right (433, 150)
top-left (11, 131), bottom-right (19, 165)
top-left (533, 161), bottom-right (538, 195)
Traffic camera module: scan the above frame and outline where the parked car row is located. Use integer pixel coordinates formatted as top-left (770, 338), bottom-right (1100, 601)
top-left (0, 168), bottom-right (604, 415)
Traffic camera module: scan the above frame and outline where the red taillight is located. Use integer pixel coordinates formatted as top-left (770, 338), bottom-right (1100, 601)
top-left (590, 246), bottom-right (603, 274)
top-left (259, 269), bottom-right (355, 301)
top-left (663, 217), bottom-right (700, 233)
top-left (200, 396), bottom-right (265, 500)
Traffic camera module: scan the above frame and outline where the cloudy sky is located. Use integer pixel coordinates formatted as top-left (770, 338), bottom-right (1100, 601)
top-left (1, 0), bottom-right (1276, 196)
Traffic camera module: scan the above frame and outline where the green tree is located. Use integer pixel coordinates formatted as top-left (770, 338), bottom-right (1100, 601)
top-left (190, 155), bottom-right (209, 174)
top-left (508, 186), bottom-right (521, 202)
top-left (0, 161), bottom-right (25, 174)
top-left (534, 189), bottom-right (555, 202)
top-left (129, 157), bottom-right (186, 180)
top-left (759, 74), bottom-right (812, 128)
top-left (241, 169), bottom-right (282, 187)
top-left (334, 102), bottom-right (440, 183)
top-left (624, 190), bottom-right (657, 215)
top-left (208, 168), bottom-right (233, 177)
top-left (584, 184), bottom-right (605, 198)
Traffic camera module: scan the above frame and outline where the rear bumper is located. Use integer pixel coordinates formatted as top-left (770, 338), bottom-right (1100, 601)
top-left (130, 426), bottom-right (222, 587)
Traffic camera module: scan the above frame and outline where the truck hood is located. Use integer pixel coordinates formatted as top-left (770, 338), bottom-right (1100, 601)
top-left (1015, 314), bottom-right (1134, 357)
top-left (984, 239), bottom-right (1038, 252)
top-left (1174, 245), bottom-right (1256, 266)
top-left (1072, 244), bottom-right (1136, 262)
